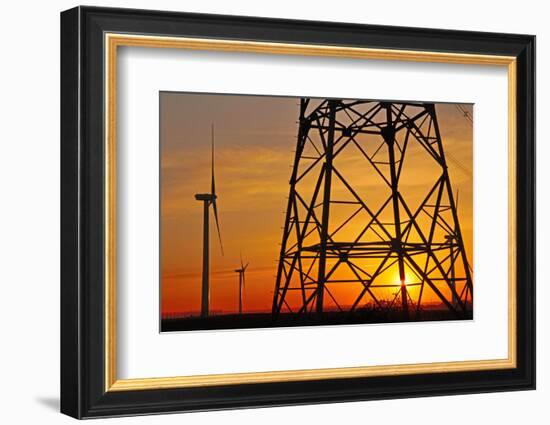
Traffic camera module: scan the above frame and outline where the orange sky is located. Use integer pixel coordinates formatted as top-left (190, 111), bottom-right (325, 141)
top-left (160, 93), bottom-right (473, 317)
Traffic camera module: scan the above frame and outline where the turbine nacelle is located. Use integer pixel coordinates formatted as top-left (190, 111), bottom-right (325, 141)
top-left (194, 193), bottom-right (217, 202)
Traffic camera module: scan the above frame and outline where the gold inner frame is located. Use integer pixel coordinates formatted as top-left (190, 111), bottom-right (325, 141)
top-left (104, 33), bottom-right (517, 392)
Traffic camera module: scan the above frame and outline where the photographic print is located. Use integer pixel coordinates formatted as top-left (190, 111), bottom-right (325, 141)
top-left (160, 93), bottom-right (473, 332)
top-left (61, 9), bottom-right (535, 417)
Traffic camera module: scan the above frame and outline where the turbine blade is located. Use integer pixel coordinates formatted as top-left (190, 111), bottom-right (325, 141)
top-left (240, 253), bottom-right (244, 269)
top-left (212, 199), bottom-right (224, 255)
top-left (244, 262), bottom-right (249, 270)
top-left (242, 273), bottom-right (245, 289)
top-left (211, 124), bottom-right (216, 196)
top-left (455, 189), bottom-right (459, 209)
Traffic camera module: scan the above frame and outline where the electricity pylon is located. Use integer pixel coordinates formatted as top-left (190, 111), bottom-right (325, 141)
top-left (272, 99), bottom-right (473, 320)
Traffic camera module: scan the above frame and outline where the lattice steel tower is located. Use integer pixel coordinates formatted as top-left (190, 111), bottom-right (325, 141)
top-left (272, 99), bottom-right (473, 321)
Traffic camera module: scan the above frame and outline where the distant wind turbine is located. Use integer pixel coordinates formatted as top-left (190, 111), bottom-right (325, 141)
top-left (195, 124), bottom-right (224, 318)
top-left (235, 255), bottom-right (249, 314)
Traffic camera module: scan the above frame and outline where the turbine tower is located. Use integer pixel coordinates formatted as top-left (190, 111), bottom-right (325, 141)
top-left (272, 99), bottom-right (473, 321)
top-left (195, 124), bottom-right (224, 318)
top-left (234, 255), bottom-right (249, 314)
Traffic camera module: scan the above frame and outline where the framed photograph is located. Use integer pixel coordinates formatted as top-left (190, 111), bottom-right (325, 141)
top-left (60, 6), bottom-right (535, 419)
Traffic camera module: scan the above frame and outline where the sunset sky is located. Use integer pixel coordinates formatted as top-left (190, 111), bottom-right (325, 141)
top-left (160, 93), bottom-right (473, 317)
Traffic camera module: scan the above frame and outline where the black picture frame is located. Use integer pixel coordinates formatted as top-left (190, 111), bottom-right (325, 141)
top-left (61, 5), bottom-right (535, 419)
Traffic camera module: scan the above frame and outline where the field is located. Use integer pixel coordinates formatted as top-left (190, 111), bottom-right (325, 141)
top-left (161, 306), bottom-right (472, 332)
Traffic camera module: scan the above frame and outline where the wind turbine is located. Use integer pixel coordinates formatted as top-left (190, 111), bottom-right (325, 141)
top-left (195, 124), bottom-right (224, 318)
top-left (234, 255), bottom-right (249, 314)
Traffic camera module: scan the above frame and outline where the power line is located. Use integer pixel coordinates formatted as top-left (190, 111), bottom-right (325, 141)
top-left (455, 104), bottom-right (473, 124)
